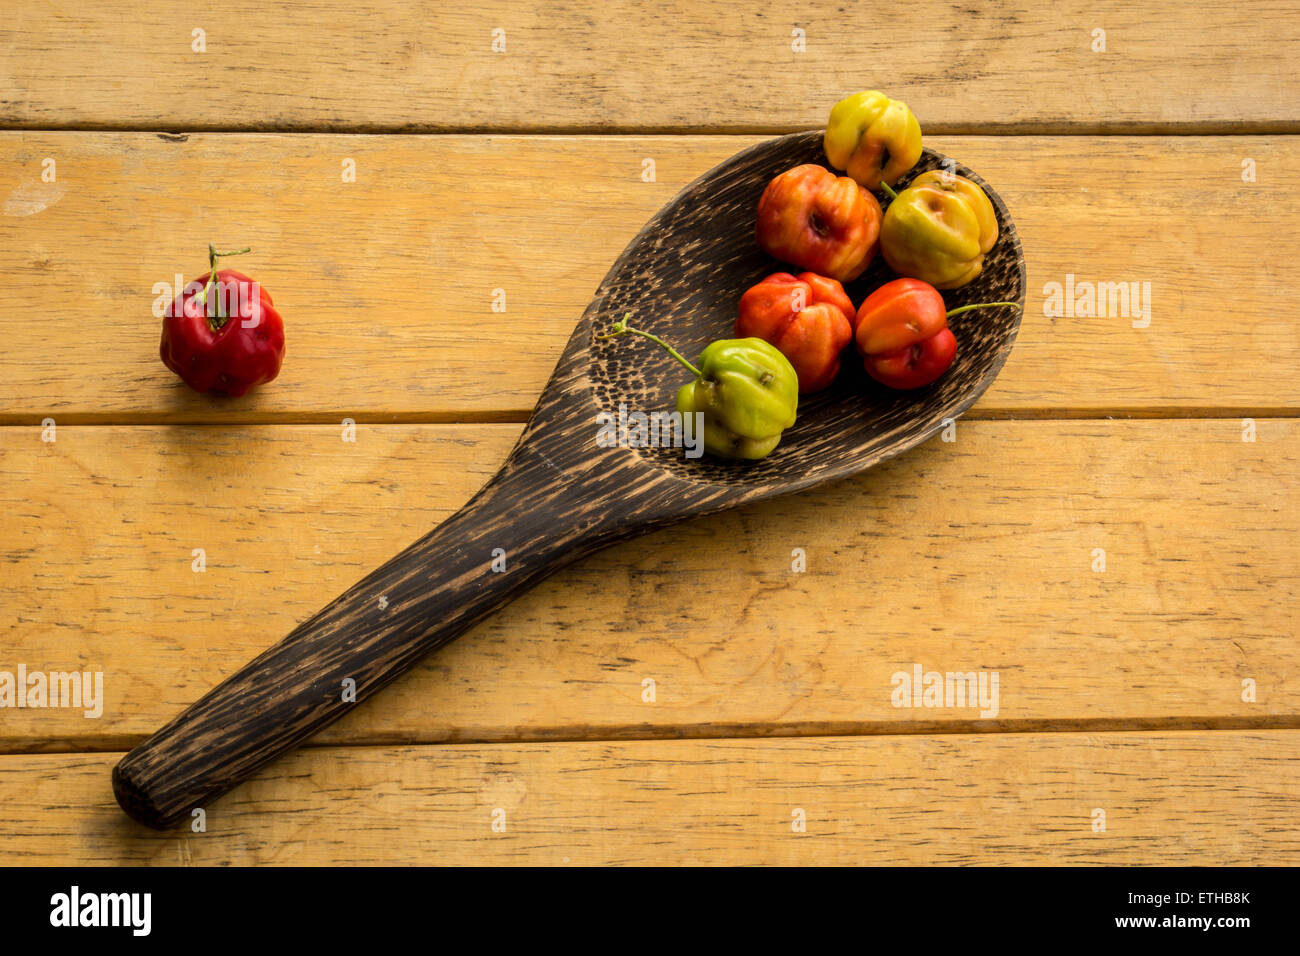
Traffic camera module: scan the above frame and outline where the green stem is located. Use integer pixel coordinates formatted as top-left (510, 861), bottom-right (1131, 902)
top-left (945, 301), bottom-right (1021, 319)
top-left (193, 244), bottom-right (252, 328)
top-left (597, 313), bottom-right (702, 378)
top-left (879, 180), bottom-right (899, 201)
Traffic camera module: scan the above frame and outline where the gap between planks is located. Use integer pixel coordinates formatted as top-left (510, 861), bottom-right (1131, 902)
top-left (9, 714), bottom-right (1300, 758)
top-left (1, 408), bottom-right (1296, 427)
top-left (2, 123), bottom-right (1300, 137)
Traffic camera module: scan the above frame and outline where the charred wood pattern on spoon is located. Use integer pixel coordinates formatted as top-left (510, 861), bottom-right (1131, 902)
top-left (113, 133), bottom-right (1025, 829)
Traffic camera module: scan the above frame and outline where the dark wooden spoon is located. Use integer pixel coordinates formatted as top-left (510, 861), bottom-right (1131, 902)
top-left (114, 132), bottom-right (1025, 829)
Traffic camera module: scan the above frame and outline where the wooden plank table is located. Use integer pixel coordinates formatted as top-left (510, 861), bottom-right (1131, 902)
top-left (1, 0), bottom-right (1296, 865)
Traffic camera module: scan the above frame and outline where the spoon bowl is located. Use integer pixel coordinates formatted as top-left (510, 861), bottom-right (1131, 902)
top-left (587, 131), bottom-right (1024, 492)
top-left (114, 131), bottom-right (1024, 829)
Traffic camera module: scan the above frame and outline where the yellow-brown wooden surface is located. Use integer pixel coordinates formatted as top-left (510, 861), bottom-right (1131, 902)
top-left (1, 133), bottom-right (1297, 422)
top-left (4, 732), bottom-right (1297, 865)
top-left (2, 420), bottom-right (1296, 753)
top-left (3, 1), bottom-right (1298, 132)
top-left (1, 0), bottom-right (1296, 865)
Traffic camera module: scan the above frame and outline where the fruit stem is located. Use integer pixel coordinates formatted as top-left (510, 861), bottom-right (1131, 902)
top-left (945, 301), bottom-right (1021, 319)
top-left (597, 313), bottom-right (702, 378)
top-left (879, 181), bottom-right (899, 201)
top-left (193, 243), bottom-right (252, 329)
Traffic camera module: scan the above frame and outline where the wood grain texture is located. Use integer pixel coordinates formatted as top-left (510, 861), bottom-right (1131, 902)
top-left (5, 731), bottom-right (1299, 864)
top-left (2, 1), bottom-right (1297, 132)
top-left (4, 419), bottom-right (1294, 753)
top-left (1, 132), bottom-right (1295, 423)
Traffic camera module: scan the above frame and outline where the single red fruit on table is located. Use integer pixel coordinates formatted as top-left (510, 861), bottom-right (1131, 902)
top-left (755, 164), bottom-right (882, 282)
top-left (160, 245), bottom-right (285, 396)
top-left (854, 277), bottom-right (1018, 390)
top-left (735, 271), bottom-right (855, 392)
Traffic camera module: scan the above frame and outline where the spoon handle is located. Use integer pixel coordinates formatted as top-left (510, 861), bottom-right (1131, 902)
top-left (113, 462), bottom-right (617, 829)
